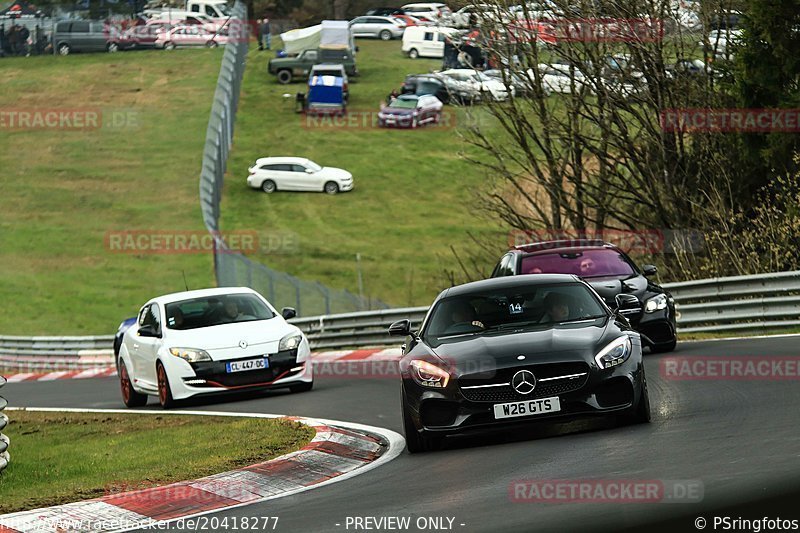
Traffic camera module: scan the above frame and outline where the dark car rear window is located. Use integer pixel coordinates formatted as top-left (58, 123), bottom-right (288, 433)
top-left (520, 248), bottom-right (636, 278)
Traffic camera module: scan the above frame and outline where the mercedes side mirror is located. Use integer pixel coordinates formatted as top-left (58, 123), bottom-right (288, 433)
top-left (388, 319), bottom-right (412, 337)
top-left (614, 294), bottom-right (642, 319)
top-left (642, 264), bottom-right (658, 276)
top-left (281, 307), bottom-right (297, 320)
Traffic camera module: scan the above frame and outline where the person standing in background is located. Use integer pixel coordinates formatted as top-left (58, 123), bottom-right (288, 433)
top-left (262, 17), bottom-right (270, 50)
top-left (8, 25), bottom-right (21, 56)
top-left (18, 24), bottom-right (30, 56)
top-left (255, 18), bottom-right (263, 50)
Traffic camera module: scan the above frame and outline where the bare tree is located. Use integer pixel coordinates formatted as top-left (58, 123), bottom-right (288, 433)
top-left (447, 0), bottom-right (759, 283)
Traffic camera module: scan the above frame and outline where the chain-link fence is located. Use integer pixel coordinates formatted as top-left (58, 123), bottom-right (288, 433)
top-left (198, 4), bottom-right (386, 316)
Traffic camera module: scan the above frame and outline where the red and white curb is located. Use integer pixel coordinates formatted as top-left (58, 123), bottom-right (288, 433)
top-left (4, 368), bottom-right (117, 383)
top-left (0, 408), bottom-right (404, 533)
top-left (2, 348), bottom-right (403, 383)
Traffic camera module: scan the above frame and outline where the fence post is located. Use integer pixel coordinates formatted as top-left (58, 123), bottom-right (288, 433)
top-left (317, 282), bottom-right (331, 315)
top-left (292, 278), bottom-right (302, 316)
top-left (269, 271), bottom-right (276, 302)
top-left (0, 375), bottom-right (9, 473)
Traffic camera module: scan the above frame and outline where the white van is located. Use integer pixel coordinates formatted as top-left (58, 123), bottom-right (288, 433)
top-left (402, 26), bottom-right (458, 58)
top-left (186, 0), bottom-right (231, 19)
top-left (401, 3), bottom-right (453, 23)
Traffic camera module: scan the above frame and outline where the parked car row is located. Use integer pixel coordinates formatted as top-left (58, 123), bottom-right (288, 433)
top-left (395, 68), bottom-right (515, 105)
top-left (366, 3), bottom-right (452, 23)
top-left (52, 4), bottom-right (238, 55)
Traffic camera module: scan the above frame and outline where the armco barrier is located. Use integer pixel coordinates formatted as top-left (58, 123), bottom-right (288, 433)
top-left (0, 271), bottom-right (798, 364)
top-left (291, 270), bottom-right (800, 347)
top-left (291, 307), bottom-right (428, 350)
top-left (0, 376), bottom-right (8, 472)
top-left (0, 335), bottom-right (114, 373)
top-left (662, 270), bottom-right (800, 333)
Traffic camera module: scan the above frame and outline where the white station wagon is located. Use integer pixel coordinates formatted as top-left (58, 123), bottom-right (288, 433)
top-left (247, 157), bottom-right (354, 194)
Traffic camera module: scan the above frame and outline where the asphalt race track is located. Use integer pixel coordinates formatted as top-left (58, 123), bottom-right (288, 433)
top-left (8, 336), bottom-right (800, 532)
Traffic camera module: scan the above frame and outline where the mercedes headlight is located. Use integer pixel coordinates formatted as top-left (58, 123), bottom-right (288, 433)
top-left (594, 336), bottom-right (632, 369)
top-left (169, 348), bottom-right (211, 362)
top-left (279, 333), bottom-right (303, 351)
top-left (409, 360), bottom-right (450, 388)
top-left (644, 294), bottom-right (668, 313)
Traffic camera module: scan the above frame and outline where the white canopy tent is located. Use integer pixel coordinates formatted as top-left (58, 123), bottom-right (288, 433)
top-left (280, 23), bottom-right (321, 54)
top-left (280, 20), bottom-right (354, 55)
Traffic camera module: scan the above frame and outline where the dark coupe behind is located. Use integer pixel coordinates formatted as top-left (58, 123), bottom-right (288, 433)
top-left (389, 275), bottom-right (650, 452)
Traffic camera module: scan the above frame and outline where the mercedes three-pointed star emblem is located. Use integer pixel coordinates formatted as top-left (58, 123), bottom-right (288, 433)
top-left (512, 370), bottom-right (536, 395)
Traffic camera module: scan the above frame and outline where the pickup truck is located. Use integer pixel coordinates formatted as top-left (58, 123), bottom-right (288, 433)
top-left (268, 48), bottom-right (358, 84)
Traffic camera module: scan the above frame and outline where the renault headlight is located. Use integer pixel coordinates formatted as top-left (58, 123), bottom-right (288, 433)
top-left (409, 360), bottom-right (450, 388)
top-left (644, 294), bottom-right (668, 313)
top-left (594, 336), bottom-right (631, 369)
top-left (279, 333), bottom-right (303, 351)
top-left (169, 348), bottom-right (211, 362)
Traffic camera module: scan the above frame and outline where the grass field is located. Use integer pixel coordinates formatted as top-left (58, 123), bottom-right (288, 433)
top-left (0, 41), bottom-right (503, 335)
top-left (223, 39), bottom-right (502, 309)
top-left (0, 50), bottom-right (223, 335)
top-left (0, 410), bottom-right (313, 513)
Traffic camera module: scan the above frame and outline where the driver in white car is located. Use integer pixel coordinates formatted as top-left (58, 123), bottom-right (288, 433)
top-left (220, 299), bottom-right (253, 323)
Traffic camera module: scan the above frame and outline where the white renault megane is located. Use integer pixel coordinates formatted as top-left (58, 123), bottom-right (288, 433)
top-left (118, 287), bottom-right (313, 408)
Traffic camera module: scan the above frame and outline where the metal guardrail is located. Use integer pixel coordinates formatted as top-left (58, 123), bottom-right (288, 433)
top-left (0, 376), bottom-right (9, 473)
top-left (663, 271), bottom-right (800, 333)
top-left (292, 307), bottom-right (428, 350)
top-left (0, 335), bottom-right (112, 352)
top-left (0, 271), bottom-right (798, 360)
top-left (293, 271), bottom-right (800, 347)
top-left (0, 335), bottom-right (114, 373)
